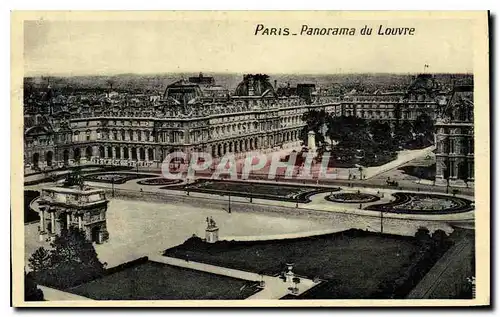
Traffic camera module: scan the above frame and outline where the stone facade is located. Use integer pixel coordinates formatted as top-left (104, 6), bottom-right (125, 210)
top-left (24, 74), bottom-right (452, 171)
top-left (435, 85), bottom-right (474, 187)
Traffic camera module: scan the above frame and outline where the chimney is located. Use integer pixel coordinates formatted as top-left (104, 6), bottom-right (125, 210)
top-left (274, 80), bottom-right (277, 89)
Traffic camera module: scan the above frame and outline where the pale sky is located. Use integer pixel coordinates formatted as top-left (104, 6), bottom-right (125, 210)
top-left (22, 12), bottom-right (481, 76)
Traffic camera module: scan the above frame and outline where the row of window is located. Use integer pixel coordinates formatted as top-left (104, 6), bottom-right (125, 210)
top-left (73, 120), bottom-right (152, 128)
top-left (437, 139), bottom-right (475, 155)
top-left (344, 104), bottom-right (396, 109)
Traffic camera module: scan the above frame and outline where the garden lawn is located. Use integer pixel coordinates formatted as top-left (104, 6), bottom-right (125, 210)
top-left (164, 230), bottom-right (420, 298)
top-left (67, 261), bottom-right (259, 300)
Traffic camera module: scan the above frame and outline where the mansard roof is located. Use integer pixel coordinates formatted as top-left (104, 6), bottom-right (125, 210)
top-left (234, 74), bottom-right (276, 97)
top-left (437, 85), bottom-right (473, 121)
top-left (163, 79), bottom-right (204, 104)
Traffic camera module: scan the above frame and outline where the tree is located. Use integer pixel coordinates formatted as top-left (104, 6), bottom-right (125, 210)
top-left (49, 228), bottom-right (104, 272)
top-left (30, 227), bottom-right (105, 289)
top-left (369, 120), bottom-right (393, 149)
top-left (28, 247), bottom-right (51, 272)
top-left (301, 110), bottom-right (327, 147)
top-left (327, 115), bottom-right (371, 149)
top-left (432, 229), bottom-right (451, 254)
top-left (393, 122), bottom-right (413, 148)
top-left (413, 113), bottom-right (434, 141)
top-left (415, 227), bottom-right (432, 247)
top-left (25, 272), bottom-right (44, 301)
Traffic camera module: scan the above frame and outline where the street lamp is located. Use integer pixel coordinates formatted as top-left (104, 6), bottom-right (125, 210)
top-left (380, 210), bottom-right (384, 234)
top-left (111, 177), bottom-right (115, 197)
top-left (222, 183), bottom-right (231, 213)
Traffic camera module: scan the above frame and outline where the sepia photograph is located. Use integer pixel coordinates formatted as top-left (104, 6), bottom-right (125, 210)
top-left (10, 11), bottom-right (490, 307)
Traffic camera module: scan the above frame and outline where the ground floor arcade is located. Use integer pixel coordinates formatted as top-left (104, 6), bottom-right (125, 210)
top-left (25, 128), bottom-right (303, 170)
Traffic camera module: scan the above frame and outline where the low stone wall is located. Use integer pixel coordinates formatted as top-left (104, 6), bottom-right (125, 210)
top-left (107, 188), bottom-right (456, 238)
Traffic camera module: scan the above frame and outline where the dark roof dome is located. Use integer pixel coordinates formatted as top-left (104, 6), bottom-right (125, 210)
top-left (407, 74), bottom-right (440, 92)
top-left (234, 74), bottom-right (275, 97)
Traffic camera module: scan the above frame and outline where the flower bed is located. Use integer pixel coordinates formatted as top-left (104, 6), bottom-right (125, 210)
top-left (325, 192), bottom-right (380, 204)
top-left (164, 179), bottom-right (340, 203)
top-left (136, 178), bottom-right (183, 186)
top-left (83, 173), bottom-right (157, 184)
top-left (365, 192), bottom-right (474, 214)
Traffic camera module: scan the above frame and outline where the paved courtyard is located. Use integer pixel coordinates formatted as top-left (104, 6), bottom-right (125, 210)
top-left (25, 193), bottom-right (459, 270)
top-left (25, 198), bottom-right (337, 268)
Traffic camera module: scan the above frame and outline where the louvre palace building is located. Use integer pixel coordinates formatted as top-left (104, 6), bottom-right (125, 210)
top-left (24, 73), bottom-right (472, 185)
top-left (434, 85), bottom-right (475, 187)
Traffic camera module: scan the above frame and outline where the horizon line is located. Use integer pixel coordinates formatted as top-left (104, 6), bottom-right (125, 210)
top-left (24, 71), bottom-right (474, 78)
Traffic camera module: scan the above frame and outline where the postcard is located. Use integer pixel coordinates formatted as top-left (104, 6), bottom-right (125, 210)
top-left (11, 10), bottom-right (490, 307)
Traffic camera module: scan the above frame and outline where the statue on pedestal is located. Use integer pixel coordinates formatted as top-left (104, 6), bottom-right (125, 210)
top-left (206, 217), bottom-right (217, 229)
top-left (205, 217), bottom-right (219, 243)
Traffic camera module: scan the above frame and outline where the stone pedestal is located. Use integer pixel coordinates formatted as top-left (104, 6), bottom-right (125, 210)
top-left (285, 263), bottom-right (295, 285)
top-left (205, 217), bottom-right (219, 243)
top-left (205, 227), bottom-right (219, 243)
top-left (307, 131), bottom-right (316, 151)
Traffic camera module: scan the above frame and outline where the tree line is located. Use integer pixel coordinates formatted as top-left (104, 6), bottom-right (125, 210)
top-left (300, 109), bottom-right (435, 152)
